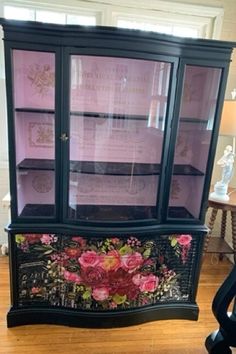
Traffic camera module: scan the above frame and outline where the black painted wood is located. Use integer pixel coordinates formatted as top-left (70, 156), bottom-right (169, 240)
top-left (205, 265), bottom-right (236, 353)
top-left (7, 303), bottom-right (199, 328)
top-left (17, 158), bottom-right (204, 176)
top-left (1, 18), bottom-right (235, 328)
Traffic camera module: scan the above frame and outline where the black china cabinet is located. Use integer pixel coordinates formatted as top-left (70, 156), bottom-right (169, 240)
top-left (1, 18), bottom-right (235, 328)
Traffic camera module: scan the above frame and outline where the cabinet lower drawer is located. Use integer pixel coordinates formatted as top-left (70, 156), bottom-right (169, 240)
top-left (13, 232), bottom-right (203, 312)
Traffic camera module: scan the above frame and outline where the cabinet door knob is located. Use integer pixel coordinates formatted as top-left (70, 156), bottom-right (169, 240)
top-left (60, 133), bottom-right (69, 142)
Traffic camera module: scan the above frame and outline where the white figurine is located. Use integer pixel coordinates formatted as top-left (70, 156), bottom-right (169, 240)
top-left (210, 145), bottom-right (235, 201)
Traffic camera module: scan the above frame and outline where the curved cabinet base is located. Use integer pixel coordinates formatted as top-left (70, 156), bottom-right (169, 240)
top-left (7, 303), bottom-right (199, 328)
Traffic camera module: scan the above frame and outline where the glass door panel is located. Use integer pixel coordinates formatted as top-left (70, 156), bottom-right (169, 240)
top-left (68, 55), bottom-right (171, 221)
top-left (168, 65), bottom-right (222, 220)
top-left (13, 50), bottom-right (56, 217)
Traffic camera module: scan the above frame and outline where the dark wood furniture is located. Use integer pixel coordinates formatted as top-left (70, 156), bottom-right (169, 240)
top-left (204, 188), bottom-right (236, 262)
top-left (205, 190), bottom-right (236, 353)
top-left (205, 263), bottom-right (236, 353)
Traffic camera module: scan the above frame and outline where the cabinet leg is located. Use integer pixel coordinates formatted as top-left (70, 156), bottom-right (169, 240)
top-left (204, 208), bottom-right (218, 254)
top-left (231, 211), bottom-right (236, 263)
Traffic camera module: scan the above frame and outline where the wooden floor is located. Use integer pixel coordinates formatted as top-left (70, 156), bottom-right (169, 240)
top-left (0, 254), bottom-right (235, 354)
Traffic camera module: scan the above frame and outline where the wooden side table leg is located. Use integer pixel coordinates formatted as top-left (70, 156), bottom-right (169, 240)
top-left (204, 208), bottom-right (218, 254)
top-left (231, 211), bottom-right (236, 263)
top-left (219, 210), bottom-right (227, 260)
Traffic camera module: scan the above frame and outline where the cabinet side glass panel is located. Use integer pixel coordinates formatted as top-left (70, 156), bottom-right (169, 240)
top-left (13, 50), bottom-right (56, 217)
top-left (68, 55), bottom-right (171, 221)
top-left (168, 65), bottom-right (222, 220)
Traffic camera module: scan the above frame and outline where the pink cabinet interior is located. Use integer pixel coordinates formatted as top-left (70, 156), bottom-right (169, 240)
top-left (11, 50), bottom-right (221, 221)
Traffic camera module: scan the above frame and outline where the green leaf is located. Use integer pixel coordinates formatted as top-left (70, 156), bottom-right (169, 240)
top-left (43, 249), bottom-right (54, 255)
top-left (143, 248), bottom-right (151, 258)
top-left (112, 293), bottom-right (127, 305)
top-left (82, 290), bottom-right (91, 300)
top-left (119, 245), bottom-right (132, 255)
top-left (90, 245), bottom-right (98, 252)
top-left (33, 245), bottom-right (52, 251)
top-left (171, 238), bottom-right (178, 247)
top-left (15, 234), bottom-right (26, 244)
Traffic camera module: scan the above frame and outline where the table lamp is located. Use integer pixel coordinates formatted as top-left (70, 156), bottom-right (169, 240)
top-left (210, 100), bottom-right (236, 201)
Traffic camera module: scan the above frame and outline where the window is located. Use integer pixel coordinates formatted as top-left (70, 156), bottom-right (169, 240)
top-left (4, 5), bottom-right (34, 21)
top-left (117, 19), bottom-right (199, 38)
top-left (3, 5), bottom-right (98, 26)
top-left (2, 1), bottom-right (223, 39)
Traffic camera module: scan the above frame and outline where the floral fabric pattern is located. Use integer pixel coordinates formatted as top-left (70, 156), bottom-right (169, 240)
top-left (16, 233), bottom-right (194, 310)
top-left (169, 234), bottom-right (192, 264)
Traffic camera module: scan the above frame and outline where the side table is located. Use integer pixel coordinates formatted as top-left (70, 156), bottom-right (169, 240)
top-left (204, 188), bottom-right (236, 262)
top-left (205, 188), bottom-right (236, 353)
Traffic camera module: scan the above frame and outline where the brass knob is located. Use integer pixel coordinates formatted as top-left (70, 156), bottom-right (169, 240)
top-left (60, 133), bottom-right (69, 142)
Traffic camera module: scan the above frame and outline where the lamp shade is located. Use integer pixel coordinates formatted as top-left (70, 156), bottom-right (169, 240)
top-left (219, 100), bottom-right (236, 136)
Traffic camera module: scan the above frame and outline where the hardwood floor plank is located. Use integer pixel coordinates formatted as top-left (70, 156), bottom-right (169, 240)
top-left (0, 255), bottom-right (236, 354)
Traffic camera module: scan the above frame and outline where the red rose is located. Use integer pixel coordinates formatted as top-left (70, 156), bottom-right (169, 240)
top-left (71, 236), bottom-right (86, 248)
top-left (126, 284), bottom-right (140, 300)
top-left (109, 269), bottom-right (133, 295)
top-left (81, 266), bottom-right (108, 287)
top-left (64, 247), bottom-right (81, 258)
top-left (24, 234), bottom-right (42, 244)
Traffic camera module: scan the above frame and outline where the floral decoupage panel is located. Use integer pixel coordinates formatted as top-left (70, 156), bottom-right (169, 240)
top-left (15, 233), bottom-right (61, 307)
top-left (15, 233), bottom-right (198, 310)
top-left (59, 234), bottom-right (197, 310)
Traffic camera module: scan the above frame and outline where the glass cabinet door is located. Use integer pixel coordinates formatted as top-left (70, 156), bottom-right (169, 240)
top-left (68, 55), bottom-right (172, 221)
top-left (12, 50), bottom-right (56, 218)
top-left (168, 65), bottom-right (222, 220)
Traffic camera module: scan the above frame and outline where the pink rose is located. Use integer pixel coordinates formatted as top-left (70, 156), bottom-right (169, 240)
top-left (177, 235), bottom-right (192, 246)
top-left (139, 274), bottom-right (159, 293)
top-left (63, 270), bottom-right (81, 284)
top-left (92, 287), bottom-right (109, 301)
top-left (99, 250), bottom-right (121, 271)
top-left (31, 287), bottom-right (41, 294)
top-left (40, 234), bottom-right (56, 245)
top-left (121, 252), bottom-right (143, 272)
top-left (132, 273), bottom-right (142, 286)
top-left (78, 250), bottom-right (100, 268)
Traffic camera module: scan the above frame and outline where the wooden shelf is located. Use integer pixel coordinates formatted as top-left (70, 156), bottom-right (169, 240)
top-left (17, 158), bottom-right (204, 176)
top-left (206, 237), bottom-right (234, 254)
top-left (15, 108), bottom-right (208, 124)
top-left (20, 204), bottom-right (194, 220)
top-left (15, 107), bottom-right (54, 114)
